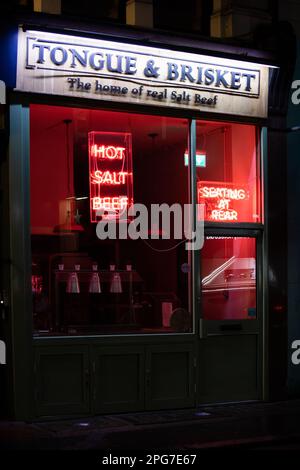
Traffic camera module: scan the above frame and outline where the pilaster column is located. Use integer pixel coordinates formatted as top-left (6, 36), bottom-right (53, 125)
top-left (126, 0), bottom-right (153, 28)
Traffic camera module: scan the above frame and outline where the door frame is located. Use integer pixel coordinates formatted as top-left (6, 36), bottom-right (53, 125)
top-left (8, 103), bottom-right (34, 420)
top-left (192, 125), bottom-right (268, 405)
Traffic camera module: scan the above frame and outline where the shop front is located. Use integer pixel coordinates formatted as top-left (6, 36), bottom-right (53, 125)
top-left (0, 16), bottom-right (289, 419)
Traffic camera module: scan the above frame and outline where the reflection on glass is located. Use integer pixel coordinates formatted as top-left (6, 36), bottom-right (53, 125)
top-left (89, 266), bottom-right (101, 293)
top-left (201, 237), bottom-right (256, 320)
top-left (110, 272), bottom-right (123, 293)
top-left (66, 266), bottom-right (80, 294)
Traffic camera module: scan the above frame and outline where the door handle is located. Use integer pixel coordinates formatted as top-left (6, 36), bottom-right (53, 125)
top-left (199, 318), bottom-right (204, 338)
top-left (0, 290), bottom-right (9, 321)
top-left (220, 323), bottom-right (242, 332)
top-left (84, 368), bottom-right (90, 388)
top-left (146, 369), bottom-right (151, 387)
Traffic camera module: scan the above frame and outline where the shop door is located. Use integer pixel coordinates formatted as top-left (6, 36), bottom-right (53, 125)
top-left (197, 232), bottom-right (263, 404)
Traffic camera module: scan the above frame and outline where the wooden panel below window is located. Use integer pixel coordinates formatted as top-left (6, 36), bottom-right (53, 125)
top-left (34, 346), bottom-right (90, 416)
top-left (145, 344), bottom-right (195, 410)
top-left (92, 346), bottom-right (145, 413)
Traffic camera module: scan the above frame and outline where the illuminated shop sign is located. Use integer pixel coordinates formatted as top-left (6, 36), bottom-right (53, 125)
top-left (16, 29), bottom-right (269, 118)
top-left (184, 152), bottom-right (206, 167)
top-left (198, 181), bottom-right (249, 222)
top-left (89, 132), bottom-right (133, 222)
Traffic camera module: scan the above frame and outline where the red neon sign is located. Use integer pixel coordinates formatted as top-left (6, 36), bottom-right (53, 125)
top-left (198, 181), bottom-right (249, 222)
top-left (89, 132), bottom-right (133, 222)
top-left (92, 196), bottom-right (129, 211)
top-left (91, 171), bottom-right (129, 185)
top-left (90, 145), bottom-right (126, 160)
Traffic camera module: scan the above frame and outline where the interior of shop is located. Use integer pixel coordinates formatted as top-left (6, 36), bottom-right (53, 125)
top-left (30, 104), bottom-right (259, 335)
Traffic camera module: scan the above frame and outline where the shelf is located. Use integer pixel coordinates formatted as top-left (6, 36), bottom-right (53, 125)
top-left (54, 270), bottom-right (143, 283)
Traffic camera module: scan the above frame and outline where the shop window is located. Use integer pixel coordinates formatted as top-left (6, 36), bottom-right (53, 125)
top-left (196, 121), bottom-right (261, 224)
top-left (201, 236), bottom-right (257, 320)
top-left (30, 104), bottom-right (191, 336)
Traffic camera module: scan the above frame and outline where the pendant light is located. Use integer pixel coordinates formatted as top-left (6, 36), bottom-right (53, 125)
top-left (54, 119), bottom-right (84, 233)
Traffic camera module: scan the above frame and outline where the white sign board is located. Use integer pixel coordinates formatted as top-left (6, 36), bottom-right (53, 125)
top-left (16, 29), bottom-right (269, 118)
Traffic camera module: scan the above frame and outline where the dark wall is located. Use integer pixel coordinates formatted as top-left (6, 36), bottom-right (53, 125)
top-left (287, 41), bottom-right (300, 397)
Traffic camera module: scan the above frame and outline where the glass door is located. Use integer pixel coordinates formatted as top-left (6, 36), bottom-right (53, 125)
top-left (198, 232), bottom-right (262, 403)
top-left (201, 236), bottom-right (257, 323)
top-left (194, 119), bottom-right (263, 403)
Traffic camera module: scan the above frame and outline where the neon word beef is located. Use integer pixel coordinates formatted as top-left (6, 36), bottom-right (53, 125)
top-left (92, 196), bottom-right (129, 211)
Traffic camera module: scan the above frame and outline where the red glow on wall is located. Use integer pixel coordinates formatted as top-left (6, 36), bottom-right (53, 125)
top-left (89, 132), bottom-right (133, 222)
top-left (198, 181), bottom-right (249, 222)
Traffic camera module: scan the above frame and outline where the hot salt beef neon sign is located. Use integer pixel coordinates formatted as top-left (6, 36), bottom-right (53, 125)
top-left (198, 181), bottom-right (249, 222)
top-left (89, 132), bottom-right (133, 222)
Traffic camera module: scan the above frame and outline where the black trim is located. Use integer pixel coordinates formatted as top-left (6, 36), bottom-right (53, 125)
top-left (8, 11), bottom-right (279, 67)
top-left (8, 90), bottom-right (269, 126)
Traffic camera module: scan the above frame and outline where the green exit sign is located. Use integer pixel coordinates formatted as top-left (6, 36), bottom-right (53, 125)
top-left (184, 152), bottom-right (206, 167)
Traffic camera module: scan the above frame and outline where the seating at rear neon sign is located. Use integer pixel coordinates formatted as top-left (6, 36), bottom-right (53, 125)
top-left (198, 182), bottom-right (249, 222)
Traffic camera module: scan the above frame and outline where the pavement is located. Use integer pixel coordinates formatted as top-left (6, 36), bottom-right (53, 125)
top-left (1, 399), bottom-right (300, 450)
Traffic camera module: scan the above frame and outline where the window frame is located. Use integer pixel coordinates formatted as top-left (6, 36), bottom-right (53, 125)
top-left (9, 94), bottom-right (265, 343)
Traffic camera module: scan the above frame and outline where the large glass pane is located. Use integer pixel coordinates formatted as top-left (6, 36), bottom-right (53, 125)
top-left (196, 121), bottom-right (261, 224)
top-left (201, 236), bottom-right (257, 320)
top-left (30, 105), bottom-right (191, 336)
